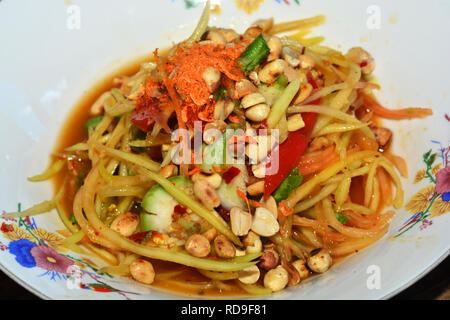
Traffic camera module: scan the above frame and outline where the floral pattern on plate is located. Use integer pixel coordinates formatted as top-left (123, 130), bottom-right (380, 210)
top-left (395, 140), bottom-right (450, 237)
top-left (175, 0), bottom-right (300, 14)
top-left (0, 210), bottom-right (140, 299)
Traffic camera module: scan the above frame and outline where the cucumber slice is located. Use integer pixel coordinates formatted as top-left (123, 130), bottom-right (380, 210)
top-left (258, 75), bottom-right (288, 105)
top-left (201, 133), bottom-right (227, 173)
top-left (200, 126), bottom-right (243, 173)
top-left (216, 164), bottom-right (248, 210)
top-left (141, 176), bottom-right (192, 233)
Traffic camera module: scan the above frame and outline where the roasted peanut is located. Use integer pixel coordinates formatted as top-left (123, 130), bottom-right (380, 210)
top-left (238, 265), bottom-right (261, 284)
top-left (203, 120), bottom-right (227, 144)
top-left (192, 172), bottom-right (222, 189)
top-left (252, 18), bottom-right (274, 32)
top-left (251, 162), bottom-right (266, 179)
top-left (214, 99), bottom-right (235, 120)
top-left (248, 71), bottom-right (260, 86)
top-left (235, 248), bottom-right (247, 257)
top-left (213, 234), bottom-right (236, 258)
top-left (110, 212), bottom-right (140, 237)
top-left (244, 26), bottom-right (262, 39)
top-left (281, 259), bottom-right (301, 286)
top-left (129, 259), bottom-right (155, 285)
top-left (246, 181), bottom-right (265, 196)
top-left (159, 164), bottom-right (178, 179)
top-left (241, 92), bottom-right (266, 109)
top-left (259, 247), bottom-right (280, 270)
top-left (251, 207), bottom-right (280, 237)
top-left (243, 231), bottom-right (262, 254)
top-left (230, 207), bottom-right (252, 237)
top-left (235, 79), bottom-right (258, 99)
top-left (262, 196), bottom-right (278, 218)
top-left (281, 47), bottom-right (300, 67)
top-left (258, 59), bottom-right (285, 84)
top-left (202, 67), bottom-right (221, 92)
top-left (217, 28), bottom-right (239, 42)
top-left (267, 36), bottom-right (282, 61)
top-left (281, 61), bottom-right (299, 82)
top-left (292, 259), bottom-right (310, 279)
top-left (202, 228), bottom-right (217, 242)
top-left (245, 104), bottom-right (270, 122)
top-left (264, 265), bottom-right (288, 292)
top-left (293, 83), bottom-right (313, 105)
top-left (185, 234), bottom-right (211, 258)
top-left (299, 54), bottom-right (315, 70)
top-left (193, 180), bottom-right (221, 210)
top-left (307, 249), bottom-right (332, 273)
top-left (345, 47), bottom-right (375, 75)
top-left (205, 30), bottom-right (226, 46)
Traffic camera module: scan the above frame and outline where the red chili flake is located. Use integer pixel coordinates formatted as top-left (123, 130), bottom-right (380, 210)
top-left (94, 231), bottom-right (99, 236)
top-left (257, 119), bottom-right (269, 135)
top-left (151, 231), bottom-right (164, 243)
top-left (306, 71), bottom-right (319, 89)
top-left (172, 204), bottom-right (187, 221)
top-left (217, 206), bottom-right (230, 222)
top-left (222, 166), bottom-right (241, 184)
top-left (301, 46), bottom-right (306, 55)
top-left (0, 223), bottom-right (13, 233)
top-left (70, 159), bottom-right (78, 170)
top-left (360, 60), bottom-right (368, 68)
top-left (129, 231), bottom-right (152, 243)
top-left (445, 114), bottom-right (450, 122)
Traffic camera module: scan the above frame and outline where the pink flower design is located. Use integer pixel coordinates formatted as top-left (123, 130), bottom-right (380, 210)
top-left (1, 211), bottom-right (17, 223)
top-left (30, 245), bottom-right (74, 274)
top-left (435, 166), bottom-right (450, 194)
top-left (419, 219), bottom-right (433, 230)
top-left (0, 241), bottom-right (7, 251)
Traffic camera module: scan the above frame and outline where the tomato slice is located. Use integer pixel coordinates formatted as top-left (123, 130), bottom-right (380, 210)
top-left (263, 97), bottom-right (320, 199)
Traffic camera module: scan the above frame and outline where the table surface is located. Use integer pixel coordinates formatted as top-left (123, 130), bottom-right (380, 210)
top-left (1, 255), bottom-right (448, 300)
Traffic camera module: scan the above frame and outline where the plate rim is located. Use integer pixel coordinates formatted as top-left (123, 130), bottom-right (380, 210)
top-left (1, 248), bottom-right (448, 300)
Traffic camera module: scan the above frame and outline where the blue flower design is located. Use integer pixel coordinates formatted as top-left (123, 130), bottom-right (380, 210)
top-left (8, 239), bottom-right (37, 268)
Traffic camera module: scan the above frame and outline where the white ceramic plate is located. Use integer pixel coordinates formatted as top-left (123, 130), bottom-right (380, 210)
top-left (0, 0), bottom-right (449, 300)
